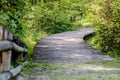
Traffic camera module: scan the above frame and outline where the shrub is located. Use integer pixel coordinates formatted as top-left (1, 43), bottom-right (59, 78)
top-left (33, 1), bottom-right (86, 34)
top-left (95, 0), bottom-right (120, 57)
top-left (0, 0), bottom-right (29, 36)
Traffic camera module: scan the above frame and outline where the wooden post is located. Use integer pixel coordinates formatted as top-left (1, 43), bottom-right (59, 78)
top-left (0, 25), bottom-right (13, 72)
top-left (2, 29), bottom-right (10, 72)
top-left (2, 30), bottom-right (13, 72)
top-left (0, 24), bottom-right (28, 79)
top-left (0, 26), bottom-right (3, 72)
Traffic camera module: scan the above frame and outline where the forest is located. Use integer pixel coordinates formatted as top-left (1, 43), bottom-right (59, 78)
top-left (0, 0), bottom-right (120, 58)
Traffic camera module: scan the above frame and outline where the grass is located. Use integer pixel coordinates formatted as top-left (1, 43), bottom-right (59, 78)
top-left (24, 75), bottom-right (120, 80)
top-left (53, 76), bottom-right (94, 80)
top-left (21, 61), bottom-right (39, 75)
top-left (49, 69), bottom-right (120, 80)
top-left (53, 76), bottom-right (120, 80)
top-left (22, 61), bottom-right (120, 75)
top-left (21, 61), bottom-right (120, 80)
top-left (39, 63), bottom-right (62, 70)
top-left (84, 33), bottom-right (99, 49)
top-left (85, 61), bottom-right (120, 68)
top-left (85, 31), bottom-right (120, 59)
top-left (22, 62), bottom-right (62, 75)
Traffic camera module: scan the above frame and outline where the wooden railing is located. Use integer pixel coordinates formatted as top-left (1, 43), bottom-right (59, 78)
top-left (0, 24), bottom-right (28, 80)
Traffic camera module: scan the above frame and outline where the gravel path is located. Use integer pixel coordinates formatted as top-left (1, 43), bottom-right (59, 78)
top-left (21, 28), bottom-right (120, 80)
top-left (33, 28), bottom-right (113, 63)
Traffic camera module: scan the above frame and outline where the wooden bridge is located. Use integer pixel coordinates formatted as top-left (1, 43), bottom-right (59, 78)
top-left (0, 24), bottom-right (28, 80)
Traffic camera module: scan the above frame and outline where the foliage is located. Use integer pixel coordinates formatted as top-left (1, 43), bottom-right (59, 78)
top-left (0, 0), bottom-right (37, 56)
top-left (22, 62), bottom-right (61, 75)
top-left (1, 0), bottom-right (120, 59)
top-left (22, 61), bottom-right (39, 75)
top-left (0, 0), bottom-right (87, 58)
top-left (33, 1), bottom-right (87, 34)
top-left (0, 0), bottom-right (29, 36)
top-left (94, 0), bottom-right (120, 57)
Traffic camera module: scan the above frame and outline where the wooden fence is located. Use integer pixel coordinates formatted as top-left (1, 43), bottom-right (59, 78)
top-left (0, 24), bottom-right (28, 80)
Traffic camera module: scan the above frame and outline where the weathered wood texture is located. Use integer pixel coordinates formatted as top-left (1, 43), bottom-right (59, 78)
top-left (0, 41), bottom-right (28, 53)
top-left (0, 24), bottom-right (13, 72)
top-left (0, 61), bottom-right (28, 80)
top-left (0, 24), bottom-right (28, 80)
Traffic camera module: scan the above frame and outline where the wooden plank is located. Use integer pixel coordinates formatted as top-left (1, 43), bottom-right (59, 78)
top-left (0, 41), bottom-right (28, 53)
top-left (0, 61), bottom-right (27, 80)
top-left (2, 30), bottom-right (13, 72)
top-left (2, 51), bottom-right (10, 71)
top-left (7, 33), bottom-right (13, 72)
top-left (0, 26), bottom-right (3, 72)
top-left (0, 54), bottom-right (2, 73)
top-left (0, 60), bottom-right (2, 73)
top-left (2, 29), bottom-right (10, 72)
top-left (8, 32), bottom-right (13, 41)
top-left (0, 25), bottom-right (3, 40)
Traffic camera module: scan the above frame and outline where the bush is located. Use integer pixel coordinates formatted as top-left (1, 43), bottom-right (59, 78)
top-left (95, 0), bottom-right (120, 57)
top-left (33, 1), bottom-right (86, 34)
top-left (0, 0), bottom-right (30, 36)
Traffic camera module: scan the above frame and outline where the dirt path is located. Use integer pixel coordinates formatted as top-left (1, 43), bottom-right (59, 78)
top-left (22, 28), bottom-right (120, 80)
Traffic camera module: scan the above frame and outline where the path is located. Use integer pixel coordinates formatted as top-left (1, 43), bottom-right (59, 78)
top-left (22, 28), bottom-right (120, 80)
top-left (33, 28), bottom-right (113, 63)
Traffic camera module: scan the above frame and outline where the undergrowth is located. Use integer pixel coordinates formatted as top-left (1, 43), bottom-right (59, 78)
top-left (85, 34), bottom-right (120, 59)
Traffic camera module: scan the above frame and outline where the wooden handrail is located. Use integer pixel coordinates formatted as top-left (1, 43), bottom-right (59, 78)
top-left (0, 23), bottom-right (28, 80)
top-left (0, 41), bottom-right (28, 53)
top-left (0, 61), bottom-right (28, 80)
top-left (0, 41), bottom-right (28, 80)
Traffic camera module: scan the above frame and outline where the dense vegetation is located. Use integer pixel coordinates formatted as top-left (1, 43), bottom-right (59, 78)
top-left (97, 0), bottom-right (120, 57)
top-left (0, 0), bottom-right (120, 58)
top-left (88, 0), bottom-right (120, 58)
top-left (0, 0), bottom-right (87, 56)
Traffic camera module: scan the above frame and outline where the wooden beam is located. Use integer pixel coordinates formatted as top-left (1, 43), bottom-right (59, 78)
top-left (0, 61), bottom-right (28, 80)
top-left (2, 30), bottom-right (11, 72)
top-left (0, 62), bottom-right (2, 73)
top-left (0, 25), bottom-right (3, 40)
top-left (0, 41), bottom-right (28, 53)
top-left (0, 26), bottom-right (3, 72)
top-left (2, 51), bottom-right (11, 71)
